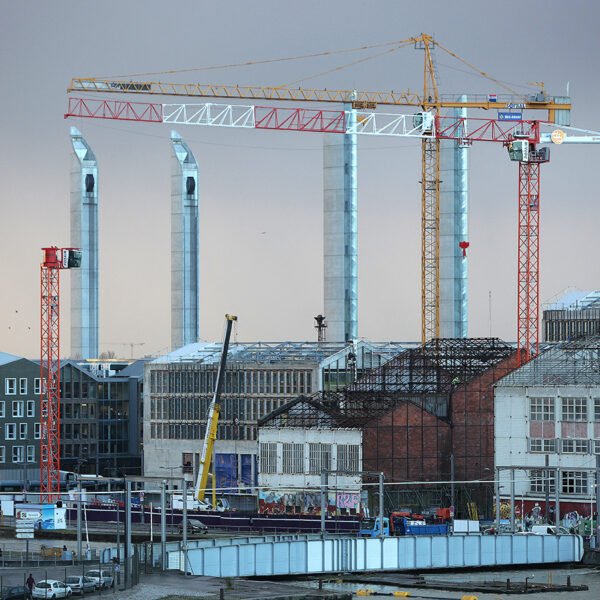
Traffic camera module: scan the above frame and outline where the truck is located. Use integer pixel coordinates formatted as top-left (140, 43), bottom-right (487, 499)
top-left (390, 511), bottom-right (449, 536)
top-left (359, 516), bottom-right (390, 537)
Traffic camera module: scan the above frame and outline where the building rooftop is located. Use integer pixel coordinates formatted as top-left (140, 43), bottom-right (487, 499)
top-left (151, 340), bottom-right (408, 365)
top-left (546, 290), bottom-right (600, 311)
top-left (261, 338), bottom-right (515, 428)
top-left (0, 351), bottom-right (22, 367)
top-left (496, 335), bottom-right (600, 387)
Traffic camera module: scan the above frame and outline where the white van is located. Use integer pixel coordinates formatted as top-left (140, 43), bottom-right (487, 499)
top-left (531, 525), bottom-right (570, 535)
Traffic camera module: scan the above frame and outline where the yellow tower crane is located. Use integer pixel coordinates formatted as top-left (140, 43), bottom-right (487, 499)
top-left (69, 34), bottom-right (570, 343)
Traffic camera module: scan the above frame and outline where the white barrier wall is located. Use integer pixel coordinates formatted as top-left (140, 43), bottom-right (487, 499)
top-left (170, 534), bottom-right (583, 577)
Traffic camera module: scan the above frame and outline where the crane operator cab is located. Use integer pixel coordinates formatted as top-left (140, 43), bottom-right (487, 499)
top-left (413, 111), bottom-right (435, 134)
top-left (507, 137), bottom-right (550, 164)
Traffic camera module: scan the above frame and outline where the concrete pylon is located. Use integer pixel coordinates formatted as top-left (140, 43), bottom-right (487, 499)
top-left (323, 109), bottom-right (357, 342)
top-left (439, 96), bottom-right (469, 338)
top-left (171, 131), bottom-right (200, 349)
top-left (70, 127), bottom-right (98, 359)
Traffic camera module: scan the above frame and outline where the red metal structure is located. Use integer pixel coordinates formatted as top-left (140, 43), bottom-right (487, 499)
top-left (40, 247), bottom-right (80, 503)
top-left (517, 158), bottom-right (544, 364)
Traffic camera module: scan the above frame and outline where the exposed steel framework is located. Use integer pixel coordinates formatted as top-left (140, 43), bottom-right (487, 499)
top-left (517, 160), bottom-right (542, 363)
top-left (40, 247), bottom-right (80, 503)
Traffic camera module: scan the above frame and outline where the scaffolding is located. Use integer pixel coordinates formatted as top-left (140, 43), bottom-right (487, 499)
top-left (497, 335), bottom-right (600, 386)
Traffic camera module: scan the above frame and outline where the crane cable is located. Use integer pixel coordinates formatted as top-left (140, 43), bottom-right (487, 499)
top-left (277, 41), bottom-right (412, 89)
top-left (92, 39), bottom-right (417, 80)
top-left (434, 41), bottom-right (530, 101)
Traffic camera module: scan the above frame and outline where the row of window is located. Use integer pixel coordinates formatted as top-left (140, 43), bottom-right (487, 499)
top-left (260, 443), bottom-right (361, 475)
top-left (150, 396), bottom-right (288, 422)
top-left (150, 422), bottom-right (257, 441)
top-left (5, 423), bottom-right (41, 440)
top-left (530, 470), bottom-right (595, 495)
top-left (0, 445), bottom-right (35, 463)
top-left (530, 397), bottom-right (600, 422)
top-left (150, 369), bottom-right (313, 396)
top-left (4, 378), bottom-right (41, 396)
top-left (0, 400), bottom-right (36, 418)
top-left (529, 438), bottom-right (600, 454)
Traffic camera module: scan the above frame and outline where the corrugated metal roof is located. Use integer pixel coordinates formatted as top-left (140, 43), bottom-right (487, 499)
top-left (546, 290), bottom-right (600, 310)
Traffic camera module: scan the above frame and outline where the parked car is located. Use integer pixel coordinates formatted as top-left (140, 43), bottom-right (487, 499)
top-left (178, 518), bottom-right (208, 534)
top-left (32, 580), bottom-right (72, 599)
top-left (64, 577), bottom-right (95, 595)
top-left (531, 525), bottom-right (570, 535)
top-left (0, 586), bottom-right (27, 599)
top-left (85, 570), bottom-right (114, 590)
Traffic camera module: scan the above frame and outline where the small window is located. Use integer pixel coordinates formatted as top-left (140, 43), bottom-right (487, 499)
top-left (562, 471), bottom-right (588, 494)
top-left (0, 401), bottom-right (4, 418)
top-left (530, 469), bottom-right (556, 493)
top-left (26, 445), bottom-right (35, 462)
top-left (12, 401), bottom-right (24, 418)
top-left (5, 378), bottom-right (16, 395)
top-left (260, 442), bottom-right (278, 474)
top-left (5, 423), bottom-right (16, 440)
top-left (27, 400), bottom-right (35, 417)
top-left (19, 423), bottom-right (27, 440)
top-left (561, 439), bottom-right (589, 454)
top-left (529, 438), bottom-right (557, 453)
top-left (0, 447), bottom-right (4, 463)
top-left (19, 378), bottom-right (27, 395)
top-left (594, 440), bottom-right (600, 455)
top-left (34, 423), bottom-right (41, 439)
top-left (594, 398), bottom-right (600, 422)
top-left (34, 378), bottom-right (42, 395)
top-left (12, 446), bottom-right (24, 463)
top-left (530, 397), bottom-right (555, 421)
top-left (562, 397), bottom-right (588, 422)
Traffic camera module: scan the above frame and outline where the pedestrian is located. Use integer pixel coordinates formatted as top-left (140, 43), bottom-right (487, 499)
top-left (26, 573), bottom-right (35, 599)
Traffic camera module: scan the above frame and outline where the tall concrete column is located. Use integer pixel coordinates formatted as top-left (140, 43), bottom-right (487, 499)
top-left (70, 127), bottom-right (98, 359)
top-left (171, 131), bottom-right (200, 349)
top-left (323, 109), bottom-right (357, 342)
top-left (439, 96), bottom-right (469, 338)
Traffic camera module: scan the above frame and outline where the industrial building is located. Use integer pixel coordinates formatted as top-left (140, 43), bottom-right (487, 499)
top-left (495, 336), bottom-right (600, 517)
top-left (142, 340), bottom-right (404, 494)
top-left (260, 338), bottom-right (520, 517)
top-left (543, 290), bottom-right (600, 341)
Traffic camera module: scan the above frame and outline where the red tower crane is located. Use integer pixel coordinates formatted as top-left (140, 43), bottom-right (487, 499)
top-left (40, 247), bottom-right (81, 503)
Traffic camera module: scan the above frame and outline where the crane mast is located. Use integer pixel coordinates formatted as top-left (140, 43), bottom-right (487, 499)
top-left (195, 314), bottom-right (237, 502)
top-left (40, 247), bottom-right (81, 503)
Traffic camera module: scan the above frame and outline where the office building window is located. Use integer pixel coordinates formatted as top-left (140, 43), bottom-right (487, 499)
top-left (0, 447), bottom-right (4, 463)
top-left (530, 469), bottom-right (556, 493)
top-left (12, 401), bottom-right (24, 418)
top-left (34, 423), bottom-right (41, 439)
top-left (529, 438), bottom-right (557, 453)
top-left (594, 398), bottom-right (600, 421)
top-left (34, 378), bottom-right (41, 395)
top-left (5, 423), bottom-right (16, 440)
top-left (27, 400), bottom-right (35, 417)
top-left (0, 401), bottom-right (4, 418)
top-left (562, 471), bottom-right (588, 495)
top-left (593, 440), bottom-right (600, 455)
top-left (530, 397), bottom-right (554, 421)
top-left (5, 378), bottom-right (16, 395)
top-left (19, 423), bottom-right (27, 440)
top-left (561, 439), bottom-right (589, 454)
top-left (260, 443), bottom-right (277, 474)
top-left (562, 397), bottom-right (587, 422)
top-left (19, 378), bottom-right (27, 395)
top-left (27, 446), bottom-right (35, 462)
top-left (12, 446), bottom-right (24, 463)
top-left (282, 443), bottom-right (304, 474)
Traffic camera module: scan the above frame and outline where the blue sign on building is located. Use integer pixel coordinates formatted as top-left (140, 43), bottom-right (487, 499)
top-left (498, 112), bottom-right (523, 121)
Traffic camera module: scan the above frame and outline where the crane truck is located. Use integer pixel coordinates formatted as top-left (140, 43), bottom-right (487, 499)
top-left (172, 314), bottom-right (237, 511)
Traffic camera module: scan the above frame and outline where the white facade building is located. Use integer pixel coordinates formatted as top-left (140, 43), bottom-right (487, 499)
top-left (495, 338), bottom-right (600, 515)
top-left (258, 426), bottom-right (362, 514)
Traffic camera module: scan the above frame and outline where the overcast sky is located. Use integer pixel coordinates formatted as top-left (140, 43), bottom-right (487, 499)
top-left (1, 0), bottom-right (599, 359)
